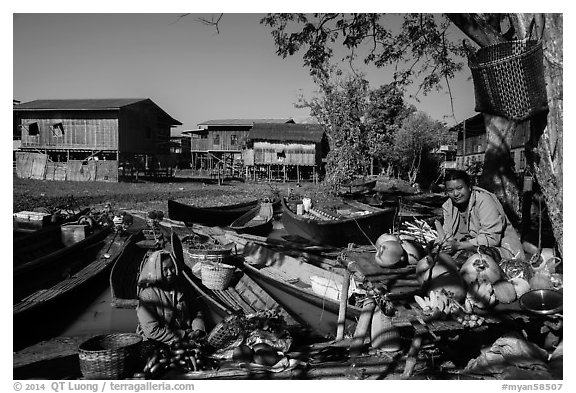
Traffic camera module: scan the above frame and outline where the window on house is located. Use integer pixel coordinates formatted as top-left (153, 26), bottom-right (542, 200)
top-left (28, 122), bottom-right (39, 135)
top-left (52, 122), bottom-right (65, 137)
top-left (213, 134), bottom-right (220, 145)
top-left (231, 134), bottom-right (238, 146)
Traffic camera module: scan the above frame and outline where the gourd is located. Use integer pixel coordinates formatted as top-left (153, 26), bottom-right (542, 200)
top-left (460, 253), bottom-right (502, 284)
top-left (375, 233), bottom-right (400, 249)
top-left (374, 240), bottom-right (407, 268)
top-left (416, 253), bottom-right (465, 303)
top-left (510, 277), bottom-right (531, 297)
top-left (492, 280), bottom-right (517, 304)
top-left (467, 281), bottom-right (497, 309)
top-left (416, 253), bottom-right (458, 284)
top-left (401, 239), bottom-right (426, 265)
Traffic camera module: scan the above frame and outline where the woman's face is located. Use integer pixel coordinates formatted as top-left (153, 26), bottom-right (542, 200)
top-left (161, 257), bottom-right (176, 285)
top-left (445, 179), bottom-right (471, 207)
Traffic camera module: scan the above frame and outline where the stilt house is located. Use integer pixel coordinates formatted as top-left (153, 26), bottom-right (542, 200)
top-left (13, 98), bottom-right (181, 181)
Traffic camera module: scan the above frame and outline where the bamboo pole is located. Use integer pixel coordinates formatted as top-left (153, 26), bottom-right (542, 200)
top-left (336, 270), bottom-right (350, 341)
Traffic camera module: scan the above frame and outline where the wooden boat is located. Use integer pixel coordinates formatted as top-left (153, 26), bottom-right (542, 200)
top-left (339, 178), bottom-right (377, 196)
top-left (281, 198), bottom-right (397, 247)
top-left (109, 226), bottom-right (295, 329)
top-left (13, 207), bottom-right (90, 237)
top-left (13, 226), bottom-right (132, 343)
top-left (228, 202), bottom-right (274, 236)
top-left (168, 199), bottom-right (260, 227)
top-left (242, 242), bottom-right (430, 339)
top-left (13, 225), bottom-right (112, 303)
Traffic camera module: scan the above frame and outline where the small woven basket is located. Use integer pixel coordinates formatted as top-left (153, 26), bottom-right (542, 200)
top-left (206, 314), bottom-right (244, 349)
top-left (78, 333), bottom-right (143, 380)
top-left (468, 37), bottom-right (548, 121)
top-left (200, 262), bottom-right (235, 290)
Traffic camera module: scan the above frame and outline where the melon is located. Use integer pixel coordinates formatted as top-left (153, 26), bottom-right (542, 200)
top-left (493, 280), bottom-right (517, 304)
top-left (416, 253), bottom-right (458, 285)
top-left (374, 240), bottom-right (407, 268)
top-left (375, 233), bottom-right (400, 249)
top-left (460, 253), bottom-right (502, 284)
top-left (401, 239), bottom-right (426, 265)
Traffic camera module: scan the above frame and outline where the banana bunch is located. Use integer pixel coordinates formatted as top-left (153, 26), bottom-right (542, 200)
top-left (414, 289), bottom-right (459, 316)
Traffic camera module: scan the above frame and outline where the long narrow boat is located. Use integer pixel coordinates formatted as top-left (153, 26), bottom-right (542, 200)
top-left (339, 178), bottom-right (377, 195)
top-left (13, 225), bottom-right (112, 303)
top-left (13, 207), bottom-right (90, 238)
top-left (168, 199), bottom-right (260, 227)
top-left (242, 242), bottom-right (438, 340)
top-left (13, 226), bottom-right (132, 348)
top-left (281, 198), bottom-right (397, 247)
top-left (228, 202), bottom-right (274, 237)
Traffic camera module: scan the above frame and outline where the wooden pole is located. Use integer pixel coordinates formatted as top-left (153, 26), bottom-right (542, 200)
top-left (283, 164), bottom-right (286, 183)
top-left (350, 296), bottom-right (376, 356)
top-left (297, 165), bottom-right (300, 184)
top-left (336, 270), bottom-right (351, 341)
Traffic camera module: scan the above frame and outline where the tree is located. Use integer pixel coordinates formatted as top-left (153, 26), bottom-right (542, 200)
top-left (297, 67), bottom-right (371, 190)
top-left (261, 13), bottom-right (563, 255)
top-left (364, 84), bottom-right (414, 175)
top-left (394, 111), bottom-right (449, 184)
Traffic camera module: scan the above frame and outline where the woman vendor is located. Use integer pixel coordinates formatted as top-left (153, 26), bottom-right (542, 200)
top-left (440, 169), bottom-right (525, 262)
top-left (136, 250), bottom-right (205, 344)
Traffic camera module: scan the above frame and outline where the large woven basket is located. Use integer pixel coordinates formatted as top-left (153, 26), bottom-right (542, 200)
top-left (200, 262), bottom-right (235, 290)
top-left (78, 333), bottom-right (143, 379)
top-left (468, 38), bottom-right (548, 121)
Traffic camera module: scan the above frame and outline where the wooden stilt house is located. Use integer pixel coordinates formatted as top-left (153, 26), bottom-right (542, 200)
top-left (183, 118), bottom-right (294, 179)
top-left (244, 122), bottom-right (328, 183)
top-left (13, 98), bottom-right (181, 181)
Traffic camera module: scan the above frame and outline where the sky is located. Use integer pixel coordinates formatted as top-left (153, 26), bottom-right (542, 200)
top-left (13, 13), bottom-right (478, 135)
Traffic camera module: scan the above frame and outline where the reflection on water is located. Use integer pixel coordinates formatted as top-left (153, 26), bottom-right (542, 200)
top-left (60, 283), bottom-right (137, 337)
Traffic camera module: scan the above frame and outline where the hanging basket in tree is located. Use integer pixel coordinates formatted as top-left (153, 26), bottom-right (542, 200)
top-left (468, 22), bottom-right (548, 121)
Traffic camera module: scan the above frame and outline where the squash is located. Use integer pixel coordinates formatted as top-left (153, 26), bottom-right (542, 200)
top-left (510, 277), bottom-right (531, 298)
top-left (467, 281), bottom-right (496, 309)
top-left (492, 280), bottom-right (517, 304)
top-left (374, 240), bottom-right (407, 268)
top-left (428, 271), bottom-right (466, 303)
top-left (375, 233), bottom-right (400, 249)
top-left (416, 253), bottom-right (458, 285)
top-left (401, 239), bottom-right (426, 265)
top-left (460, 253), bottom-right (502, 284)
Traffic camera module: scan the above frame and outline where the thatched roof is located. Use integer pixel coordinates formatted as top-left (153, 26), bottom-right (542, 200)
top-left (249, 123), bottom-right (325, 143)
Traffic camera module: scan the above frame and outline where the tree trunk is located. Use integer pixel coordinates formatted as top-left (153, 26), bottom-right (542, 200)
top-left (449, 13), bottom-right (563, 256)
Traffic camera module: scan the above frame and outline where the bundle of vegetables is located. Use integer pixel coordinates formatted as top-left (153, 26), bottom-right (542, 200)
top-left (400, 218), bottom-right (439, 244)
top-left (140, 339), bottom-right (217, 379)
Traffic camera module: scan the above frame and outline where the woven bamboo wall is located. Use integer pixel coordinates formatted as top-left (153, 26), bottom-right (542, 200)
top-left (253, 142), bottom-right (317, 166)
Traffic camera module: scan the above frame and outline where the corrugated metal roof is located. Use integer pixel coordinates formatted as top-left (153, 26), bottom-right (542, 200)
top-left (13, 98), bottom-right (182, 126)
top-left (13, 98), bottom-right (148, 110)
top-left (249, 123), bottom-right (325, 143)
top-left (198, 119), bottom-right (294, 126)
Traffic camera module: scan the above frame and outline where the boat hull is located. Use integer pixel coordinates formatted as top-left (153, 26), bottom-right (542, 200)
top-left (168, 199), bottom-right (259, 227)
top-left (281, 198), bottom-right (396, 247)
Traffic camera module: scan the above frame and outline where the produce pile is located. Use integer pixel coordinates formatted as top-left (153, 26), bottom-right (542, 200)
top-left (372, 222), bottom-right (562, 329)
top-left (138, 339), bottom-right (218, 379)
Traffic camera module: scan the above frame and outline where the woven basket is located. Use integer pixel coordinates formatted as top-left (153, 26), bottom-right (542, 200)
top-left (185, 245), bottom-right (233, 270)
top-left (78, 333), bottom-right (143, 380)
top-left (206, 314), bottom-right (244, 349)
top-left (469, 38), bottom-right (548, 121)
top-left (201, 262), bottom-right (235, 290)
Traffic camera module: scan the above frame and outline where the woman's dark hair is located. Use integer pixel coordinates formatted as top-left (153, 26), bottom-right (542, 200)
top-left (443, 169), bottom-right (471, 186)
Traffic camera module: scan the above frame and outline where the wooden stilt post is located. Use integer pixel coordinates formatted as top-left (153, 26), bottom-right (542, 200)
top-left (283, 164), bottom-right (286, 183)
top-left (297, 165), bottom-right (300, 184)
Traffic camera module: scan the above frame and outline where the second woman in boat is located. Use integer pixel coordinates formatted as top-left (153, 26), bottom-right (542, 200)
top-left (136, 250), bottom-right (205, 344)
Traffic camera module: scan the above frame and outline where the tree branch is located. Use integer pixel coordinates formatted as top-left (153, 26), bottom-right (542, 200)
top-left (446, 13), bottom-right (508, 47)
